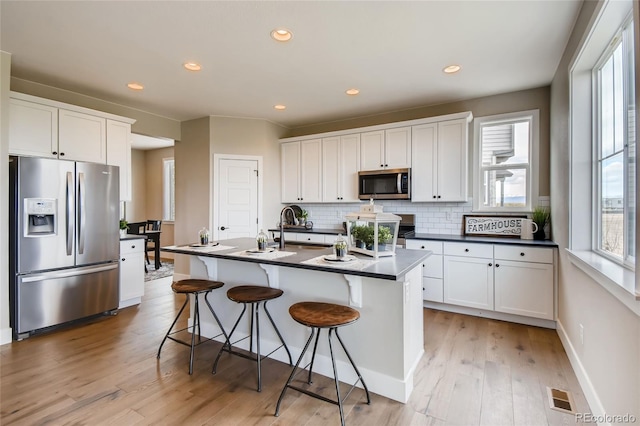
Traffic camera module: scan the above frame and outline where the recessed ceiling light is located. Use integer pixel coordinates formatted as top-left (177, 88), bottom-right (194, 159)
top-left (346, 88), bottom-right (360, 96)
top-left (274, 104), bottom-right (286, 110)
top-left (271, 28), bottom-right (293, 42)
top-left (183, 62), bottom-right (202, 71)
top-left (127, 82), bottom-right (144, 91)
top-left (443, 65), bottom-right (461, 74)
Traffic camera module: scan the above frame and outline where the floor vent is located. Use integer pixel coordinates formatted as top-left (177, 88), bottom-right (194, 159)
top-left (546, 387), bottom-right (575, 413)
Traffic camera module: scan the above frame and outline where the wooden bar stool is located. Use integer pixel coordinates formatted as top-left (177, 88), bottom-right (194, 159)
top-left (212, 285), bottom-right (293, 391)
top-left (275, 301), bottom-right (371, 426)
top-left (157, 279), bottom-right (228, 375)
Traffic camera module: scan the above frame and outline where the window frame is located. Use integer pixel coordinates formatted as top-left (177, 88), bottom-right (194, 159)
top-left (592, 17), bottom-right (636, 269)
top-left (472, 109), bottom-right (540, 213)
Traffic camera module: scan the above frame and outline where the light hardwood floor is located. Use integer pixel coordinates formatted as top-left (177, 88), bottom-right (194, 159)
top-left (1, 277), bottom-right (592, 425)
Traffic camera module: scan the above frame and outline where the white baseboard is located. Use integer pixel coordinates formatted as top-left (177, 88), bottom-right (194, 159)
top-left (1, 327), bottom-right (12, 345)
top-left (423, 301), bottom-right (557, 329)
top-left (556, 320), bottom-right (608, 425)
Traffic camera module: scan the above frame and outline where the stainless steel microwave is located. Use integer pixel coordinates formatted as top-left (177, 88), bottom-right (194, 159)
top-left (358, 168), bottom-right (411, 200)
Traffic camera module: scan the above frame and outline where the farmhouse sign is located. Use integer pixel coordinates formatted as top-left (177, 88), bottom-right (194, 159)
top-left (463, 215), bottom-right (526, 237)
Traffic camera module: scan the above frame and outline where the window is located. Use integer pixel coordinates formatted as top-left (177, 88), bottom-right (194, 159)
top-left (163, 158), bottom-right (175, 221)
top-left (594, 17), bottom-right (635, 266)
top-left (473, 110), bottom-right (539, 212)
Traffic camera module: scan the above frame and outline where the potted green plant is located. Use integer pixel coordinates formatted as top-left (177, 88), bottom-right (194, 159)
top-left (297, 209), bottom-right (309, 226)
top-left (351, 225), bottom-right (372, 249)
top-left (531, 206), bottom-right (550, 240)
top-left (119, 219), bottom-right (128, 237)
top-left (377, 225), bottom-right (393, 249)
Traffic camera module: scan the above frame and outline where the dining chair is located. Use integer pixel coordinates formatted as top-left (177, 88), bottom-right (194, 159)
top-left (145, 220), bottom-right (162, 265)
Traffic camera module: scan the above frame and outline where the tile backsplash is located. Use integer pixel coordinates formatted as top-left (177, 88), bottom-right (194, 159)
top-left (291, 197), bottom-right (550, 235)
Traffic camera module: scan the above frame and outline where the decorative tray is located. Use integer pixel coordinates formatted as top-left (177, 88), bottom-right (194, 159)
top-left (189, 242), bottom-right (219, 248)
top-left (323, 254), bottom-right (356, 263)
top-left (246, 248), bottom-right (276, 254)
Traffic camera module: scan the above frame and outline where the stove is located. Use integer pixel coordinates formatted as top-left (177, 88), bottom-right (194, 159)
top-left (395, 214), bottom-right (415, 248)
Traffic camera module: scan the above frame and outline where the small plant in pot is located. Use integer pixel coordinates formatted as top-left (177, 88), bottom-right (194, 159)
top-left (297, 209), bottom-right (309, 226)
top-left (377, 225), bottom-right (393, 250)
top-left (351, 225), bottom-right (371, 249)
top-left (531, 206), bottom-right (550, 240)
top-left (333, 235), bottom-right (348, 259)
top-left (119, 219), bottom-right (128, 237)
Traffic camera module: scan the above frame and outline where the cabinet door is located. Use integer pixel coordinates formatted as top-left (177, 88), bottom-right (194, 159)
top-left (322, 136), bottom-right (340, 202)
top-left (494, 260), bottom-right (554, 320)
top-left (300, 139), bottom-right (322, 202)
top-left (423, 277), bottom-right (444, 303)
top-left (384, 126), bottom-right (411, 169)
top-left (281, 142), bottom-right (301, 203)
top-left (444, 255), bottom-right (494, 310)
top-left (360, 130), bottom-right (385, 170)
top-left (59, 109), bottom-right (106, 163)
top-left (106, 120), bottom-right (132, 201)
top-left (411, 123), bottom-right (437, 201)
top-left (9, 98), bottom-right (58, 158)
top-left (436, 119), bottom-right (467, 201)
top-left (339, 134), bottom-right (361, 202)
top-left (119, 240), bottom-right (145, 304)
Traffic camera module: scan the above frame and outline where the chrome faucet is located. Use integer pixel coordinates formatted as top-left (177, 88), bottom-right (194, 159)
top-left (279, 206), bottom-right (296, 249)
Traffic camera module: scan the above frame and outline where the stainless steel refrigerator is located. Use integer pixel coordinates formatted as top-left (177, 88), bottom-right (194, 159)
top-left (9, 156), bottom-right (120, 340)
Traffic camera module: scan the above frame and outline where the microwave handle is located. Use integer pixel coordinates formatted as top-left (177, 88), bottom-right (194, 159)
top-left (397, 173), bottom-right (402, 194)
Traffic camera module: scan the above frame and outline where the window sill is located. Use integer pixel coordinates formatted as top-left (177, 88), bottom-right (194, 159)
top-left (566, 249), bottom-right (640, 316)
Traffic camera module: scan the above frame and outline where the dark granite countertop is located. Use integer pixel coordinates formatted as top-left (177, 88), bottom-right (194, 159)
top-left (406, 233), bottom-right (558, 247)
top-left (120, 235), bottom-right (146, 241)
top-left (162, 237), bottom-right (429, 281)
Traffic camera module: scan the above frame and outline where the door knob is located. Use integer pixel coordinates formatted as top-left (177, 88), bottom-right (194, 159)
top-left (220, 226), bottom-right (227, 231)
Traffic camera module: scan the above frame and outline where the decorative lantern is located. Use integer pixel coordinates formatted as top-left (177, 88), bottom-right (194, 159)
top-left (345, 211), bottom-right (401, 258)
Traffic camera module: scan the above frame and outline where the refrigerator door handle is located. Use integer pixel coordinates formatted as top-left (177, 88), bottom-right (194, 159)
top-left (78, 172), bottom-right (86, 254)
top-left (66, 171), bottom-right (74, 256)
top-left (20, 263), bottom-right (119, 283)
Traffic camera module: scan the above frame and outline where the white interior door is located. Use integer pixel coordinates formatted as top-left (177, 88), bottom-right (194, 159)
top-left (216, 158), bottom-right (259, 240)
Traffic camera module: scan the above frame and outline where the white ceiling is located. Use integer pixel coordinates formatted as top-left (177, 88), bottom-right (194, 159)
top-left (130, 133), bottom-right (174, 150)
top-left (1, 1), bottom-right (582, 130)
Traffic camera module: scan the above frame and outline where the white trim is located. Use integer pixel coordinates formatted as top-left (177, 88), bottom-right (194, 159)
top-left (279, 111), bottom-right (473, 143)
top-left (0, 327), bottom-right (12, 345)
top-left (472, 109), bottom-right (540, 213)
top-left (211, 153), bottom-right (263, 241)
top-left (423, 301), bottom-right (557, 329)
top-left (566, 249), bottom-right (640, 315)
top-left (556, 320), bottom-right (608, 425)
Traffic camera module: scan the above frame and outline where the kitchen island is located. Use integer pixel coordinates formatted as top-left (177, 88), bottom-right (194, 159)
top-left (162, 238), bottom-right (429, 403)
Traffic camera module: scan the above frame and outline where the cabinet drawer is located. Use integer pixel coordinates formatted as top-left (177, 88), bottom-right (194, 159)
top-left (423, 254), bottom-right (443, 278)
top-left (406, 240), bottom-right (443, 254)
top-left (494, 245), bottom-right (553, 264)
top-left (444, 242), bottom-right (493, 258)
top-left (120, 239), bottom-right (145, 255)
top-left (297, 233), bottom-right (325, 244)
top-left (423, 277), bottom-right (444, 303)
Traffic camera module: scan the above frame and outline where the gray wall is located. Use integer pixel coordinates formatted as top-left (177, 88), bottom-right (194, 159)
top-left (550, 0), bottom-right (639, 418)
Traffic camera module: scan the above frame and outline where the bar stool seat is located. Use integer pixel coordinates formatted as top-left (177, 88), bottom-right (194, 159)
top-left (275, 301), bottom-right (371, 426)
top-left (157, 279), bottom-right (228, 375)
top-left (213, 285), bottom-right (293, 391)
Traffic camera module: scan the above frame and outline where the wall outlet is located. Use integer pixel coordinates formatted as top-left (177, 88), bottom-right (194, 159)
top-left (579, 323), bottom-right (584, 345)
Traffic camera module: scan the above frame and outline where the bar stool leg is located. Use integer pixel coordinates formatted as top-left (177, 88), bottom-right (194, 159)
top-left (212, 304), bottom-right (247, 374)
top-left (255, 302), bottom-right (262, 392)
top-left (307, 329), bottom-right (321, 384)
top-left (157, 296), bottom-right (189, 359)
top-left (264, 301), bottom-right (293, 366)
top-left (249, 303), bottom-right (255, 354)
top-left (328, 328), bottom-right (346, 426)
top-left (188, 295), bottom-right (201, 375)
top-left (275, 328), bottom-right (316, 417)
top-left (335, 329), bottom-right (371, 404)
top-left (203, 292), bottom-right (229, 343)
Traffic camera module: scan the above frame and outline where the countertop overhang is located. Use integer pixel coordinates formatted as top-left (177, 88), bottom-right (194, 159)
top-left (162, 237), bottom-right (430, 281)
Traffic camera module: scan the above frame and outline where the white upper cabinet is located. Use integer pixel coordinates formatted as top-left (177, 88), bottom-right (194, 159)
top-left (412, 118), bottom-right (469, 202)
top-left (9, 98), bottom-right (58, 158)
top-left (9, 92), bottom-right (136, 200)
top-left (106, 119), bottom-right (132, 201)
top-left (281, 139), bottom-right (322, 203)
top-left (58, 109), bottom-right (106, 163)
top-left (322, 134), bottom-right (361, 202)
top-left (360, 127), bottom-right (411, 171)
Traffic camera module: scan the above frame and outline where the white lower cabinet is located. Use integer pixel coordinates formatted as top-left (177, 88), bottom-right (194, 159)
top-left (494, 247), bottom-right (554, 320)
top-left (410, 239), bottom-right (555, 325)
top-left (444, 251), bottom-right (494, 310)
top-left (119, 239), bottom-right (145, 308)
top-left (406, 240), bottom-right (444, 302)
